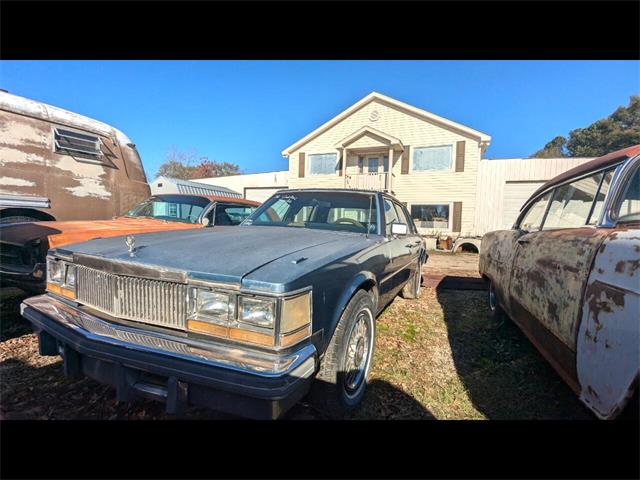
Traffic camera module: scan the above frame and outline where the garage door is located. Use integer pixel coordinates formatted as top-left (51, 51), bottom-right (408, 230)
top-left (502, 181), bottom-right (546, 228)
top-left (244, 187), bottom-right (287, 203)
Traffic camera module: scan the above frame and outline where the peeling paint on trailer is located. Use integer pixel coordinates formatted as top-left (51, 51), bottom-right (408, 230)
top-left (577, 226), bottom-right (640, 419)
top-left (0, 92), bottom-right (150, 221)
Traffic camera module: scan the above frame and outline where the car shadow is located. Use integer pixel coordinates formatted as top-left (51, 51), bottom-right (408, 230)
top-left (435, 281), bottom-right (594, 420)
top-left (1, 287), bottom-right (33, 341)
top-left (1, 353), bottom-right (434, 420)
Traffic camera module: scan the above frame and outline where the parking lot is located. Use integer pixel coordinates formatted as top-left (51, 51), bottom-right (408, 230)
top-left (0, 252), bottom-right (593, 420)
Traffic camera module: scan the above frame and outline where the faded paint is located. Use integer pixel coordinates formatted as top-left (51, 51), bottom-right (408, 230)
top-left (479, 148), bottom-right (640, 419)
top-left (577, 227), bottom-right (640, 419)
top-left (509, 227), bottom-right (608, 350)
top-left (0, 177), bottom-right (36, 187)
top-left (0, 92), bottom-right (149, 222)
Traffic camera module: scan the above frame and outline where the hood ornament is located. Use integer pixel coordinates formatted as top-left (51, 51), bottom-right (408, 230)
top-left (125, 235), bottom-right (136, 257)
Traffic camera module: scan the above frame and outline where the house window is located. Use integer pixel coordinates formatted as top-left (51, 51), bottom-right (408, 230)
top-left (411, 204), bottom-right (450, 229)
top-left (308, 153), bottom-right (339, 175)
top-left (413, 145), bottom-right (452, 171)
top-left (54, 127), bottom-right (103, 161)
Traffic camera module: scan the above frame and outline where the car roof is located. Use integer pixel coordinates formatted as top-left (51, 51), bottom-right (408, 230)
top-left (151, 193), bottom-right (260, 207)
top-left (529, 144), bottom-right (640, 200)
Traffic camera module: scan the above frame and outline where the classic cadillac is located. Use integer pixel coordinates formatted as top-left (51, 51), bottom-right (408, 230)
top-left (479, 145), bottom-right (640, 419)
top-left (1, 193), bottom-right (258, 293)
top-left (21, 189), bottom-right (427, 418)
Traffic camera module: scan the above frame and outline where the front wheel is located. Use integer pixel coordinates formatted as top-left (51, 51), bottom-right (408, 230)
top-left (311, 289), bottom-right (376, 418)
top-left (488, 279), bottom-right (506, 321)
top-left (401, 258), bottom-right (423, 299)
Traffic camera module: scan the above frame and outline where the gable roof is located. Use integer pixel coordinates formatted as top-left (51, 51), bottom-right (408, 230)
top-left (334, 126), bottom-right (404, 150)
top-left (282, 91), bottom-right (491, 156)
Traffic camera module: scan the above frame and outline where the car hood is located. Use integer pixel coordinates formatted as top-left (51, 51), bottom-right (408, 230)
top-left (0, 217), bottom-right (202, 248)
top-left (58, 226), bottom-right (378, 290)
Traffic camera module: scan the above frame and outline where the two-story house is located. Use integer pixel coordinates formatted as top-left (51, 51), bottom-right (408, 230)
top-left (196, 92), bottom-right (593, 252)
top-left (281, 92), bottom-right (491, 241)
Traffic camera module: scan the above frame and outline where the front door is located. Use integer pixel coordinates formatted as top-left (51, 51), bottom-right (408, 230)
top-left (359, 155), bottom-right (389, 174)
top-left (379, 198), bottom-right (418, 305)
top-left (509, 172), bottom-right (610, 392)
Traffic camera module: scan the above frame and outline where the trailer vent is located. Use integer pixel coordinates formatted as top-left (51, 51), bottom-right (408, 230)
top-left (54, 127), bottom-right (103, 160)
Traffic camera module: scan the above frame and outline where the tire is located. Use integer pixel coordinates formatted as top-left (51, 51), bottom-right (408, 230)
top-left (488, 278), bottom-right (506, 321)
top-left (401, 258), bottom-right (423, 299)
top-left (0, 215), bottom-right (40, 224)
top-left (311, 289), bottom-right (376, 418)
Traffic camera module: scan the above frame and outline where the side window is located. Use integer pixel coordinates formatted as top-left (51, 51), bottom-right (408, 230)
top-left (587, 169), bottom-right (614, 225)
top-left (216, 206), bottom-right (254, 226)
top-left (543, 173), bottom-right (602, 230)
top-left (383, 199), bottom-right (400, 235)
top-left (258, 198), bottom-right (291, 222)
top-left (616, 165), bottom-right (640, 221)
top-left (393, 202), bottom-right (411, 228)
top-left (519, 192), bottom-right (552, 232)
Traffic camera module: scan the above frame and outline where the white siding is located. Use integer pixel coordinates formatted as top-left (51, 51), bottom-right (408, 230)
top-left (474, 157), bottom-right (595, 235)
top-left (194, 171), bottom-right (289, 199)
top-left (287, 98), bottom-right (484, 236)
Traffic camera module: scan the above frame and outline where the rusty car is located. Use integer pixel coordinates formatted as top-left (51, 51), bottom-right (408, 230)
top-left (20, 189), bottom-right (427, 418)
top-left (1, 193), bottom-right (259, 293)
top-left (479, 145), bottom-right (640, 419)
top-left (0, 90), bottom-right (150, 223)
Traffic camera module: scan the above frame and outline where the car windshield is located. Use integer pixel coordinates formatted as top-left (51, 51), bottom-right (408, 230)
top-left (243, 191), bottom-right (378, 234)
top-left (124, 195), bottom-right (209, 224)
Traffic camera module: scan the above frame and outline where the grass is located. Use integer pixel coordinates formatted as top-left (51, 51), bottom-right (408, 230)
top-left (0, 278), bottom-right (593, 419)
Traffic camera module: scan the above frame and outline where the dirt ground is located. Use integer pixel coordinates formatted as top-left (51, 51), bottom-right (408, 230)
top-left (0, 253), bottom-right (593, 420)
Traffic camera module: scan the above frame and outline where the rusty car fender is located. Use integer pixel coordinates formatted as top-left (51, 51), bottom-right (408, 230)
top-left (577, 226), bottom-right (640, 419)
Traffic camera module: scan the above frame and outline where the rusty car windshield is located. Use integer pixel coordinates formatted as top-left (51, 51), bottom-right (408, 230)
top-left (124, 195), bottom-right (210, 224)
top-left (243, 191), bottom-right (378, 234)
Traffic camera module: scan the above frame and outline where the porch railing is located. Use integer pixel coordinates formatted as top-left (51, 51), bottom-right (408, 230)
top-left (345, 172), bottom-right (393, 192)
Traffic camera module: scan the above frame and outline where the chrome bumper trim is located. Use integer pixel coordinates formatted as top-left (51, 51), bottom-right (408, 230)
top-left (21, 294), bottom-right (317, 378)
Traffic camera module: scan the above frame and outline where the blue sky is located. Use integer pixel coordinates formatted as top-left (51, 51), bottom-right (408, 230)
top-left (1, 61), bottom-right (638, 177)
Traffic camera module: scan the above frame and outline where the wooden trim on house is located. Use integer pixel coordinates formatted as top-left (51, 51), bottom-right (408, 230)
top-left (401, 145), bottom-right (410, 174)
top-left (452, 202), bottom-right (462, 232)
top-left (455, 141), bottom-right (465, 172)
top-left (298, 152), bottom-right (305, 178)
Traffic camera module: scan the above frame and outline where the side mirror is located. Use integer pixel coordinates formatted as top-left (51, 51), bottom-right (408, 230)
top-left (201, 217), bottom-right (211, 227)
top-left (391, 223), bottom-right (408, 236)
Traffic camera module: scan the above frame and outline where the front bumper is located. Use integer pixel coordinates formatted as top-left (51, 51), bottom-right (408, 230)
top-left (0, 262), bottom-right (46, 292)
top-left (20, 295), bottom-right (317, 419)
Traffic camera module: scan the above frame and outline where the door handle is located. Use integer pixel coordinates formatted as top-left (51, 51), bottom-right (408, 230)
top-left (517, 238), bottom-right (530, 245)
top-left (405, 241), bottom-right (421, 248)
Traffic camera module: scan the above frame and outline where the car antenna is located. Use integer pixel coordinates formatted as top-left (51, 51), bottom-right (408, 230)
top-left (366, 194), bottom-right (373, 239)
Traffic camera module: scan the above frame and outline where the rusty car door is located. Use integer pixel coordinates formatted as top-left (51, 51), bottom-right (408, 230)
top-left (576, 161), bottom-right (640, 419)
top-left (508, 172), bottom-right (611, 392)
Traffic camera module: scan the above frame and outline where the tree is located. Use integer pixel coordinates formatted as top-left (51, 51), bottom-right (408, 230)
top-left (192, 159), bottom-right (240, 178)
top-left (154, 147), bottom-right (240, 180)
top-left (531, 95), bottom-right (640, 158)
top-left (531, 136), bottom-right (568, 158)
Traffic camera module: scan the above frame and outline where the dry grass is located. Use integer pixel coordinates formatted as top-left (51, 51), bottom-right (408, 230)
top-left (0, 254), bottom-right (593, 420)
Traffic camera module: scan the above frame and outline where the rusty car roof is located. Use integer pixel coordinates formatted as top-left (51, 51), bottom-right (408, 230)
top-left (150, 193), bottom-right (260, 206)
top-left (529, 144), bottom-right (640, 200)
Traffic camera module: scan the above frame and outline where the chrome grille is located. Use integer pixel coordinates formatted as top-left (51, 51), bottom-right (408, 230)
top-left (76, 265), bottom-right (188, 330)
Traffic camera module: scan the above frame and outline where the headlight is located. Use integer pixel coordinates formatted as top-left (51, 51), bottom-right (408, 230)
top-left (186, 286), bottom-right (312, 349)
top-left (47, 258), bottom-right (64, 284)
top-left (65, 264), bottom-right (76, 287)
top-left (194, 290), bottom-right (232, 324)
top-left (46, 257), bottom-right (76, 300)
top-left (239, 297), bottom-right (276, 328)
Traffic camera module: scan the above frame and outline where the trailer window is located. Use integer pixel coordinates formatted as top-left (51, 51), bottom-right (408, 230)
top-left (54, 127), bottom-right (103, 161)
